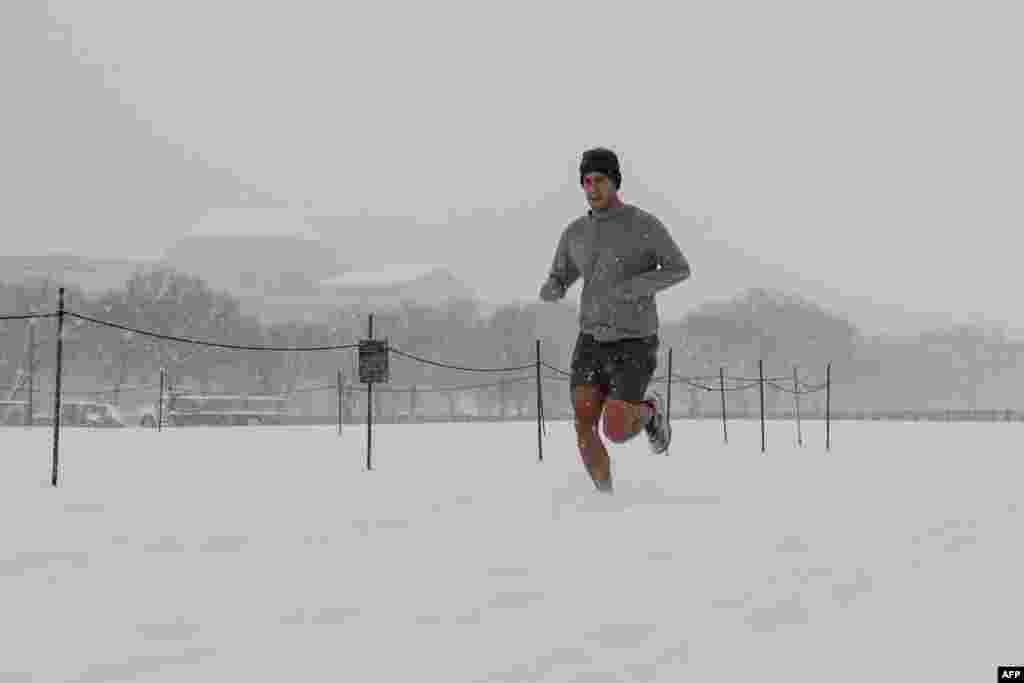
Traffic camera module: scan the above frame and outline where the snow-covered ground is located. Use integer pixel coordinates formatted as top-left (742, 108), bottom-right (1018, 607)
top-left (1, 419), bottom-right (1020, 682)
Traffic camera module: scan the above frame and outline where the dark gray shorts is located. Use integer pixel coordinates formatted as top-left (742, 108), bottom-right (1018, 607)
top-left (569, 332), bottom-right (659, 402)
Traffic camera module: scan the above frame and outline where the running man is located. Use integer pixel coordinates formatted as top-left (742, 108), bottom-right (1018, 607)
top-left (539, 147), bottom-right (691, 492)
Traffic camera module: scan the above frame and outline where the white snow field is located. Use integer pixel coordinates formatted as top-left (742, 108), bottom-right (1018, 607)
top-left (1, 418), bottom-right (1021, 682)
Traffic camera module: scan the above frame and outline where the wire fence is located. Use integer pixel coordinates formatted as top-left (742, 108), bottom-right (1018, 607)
top-left (2, 305), bottom-right (831, 404)
top-left (21, 290), bottom-right (1010, 486)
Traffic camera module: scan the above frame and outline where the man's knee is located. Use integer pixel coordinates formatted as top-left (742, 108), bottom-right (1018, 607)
top-left (572, 385), bottom-right (605, 420)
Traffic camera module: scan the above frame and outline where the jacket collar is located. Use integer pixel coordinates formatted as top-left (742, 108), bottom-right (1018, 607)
top-left (588, 202), bottom-right (632, 221)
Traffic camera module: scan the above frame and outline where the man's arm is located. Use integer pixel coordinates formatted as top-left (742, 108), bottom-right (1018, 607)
top-left (616, 215), bottom-right (691, 299)
top-left (539, 228), bottom-right (580, 301)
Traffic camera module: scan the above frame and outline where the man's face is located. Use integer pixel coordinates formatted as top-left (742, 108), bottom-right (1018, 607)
top-left (583, 172), bottom-right (614, 210)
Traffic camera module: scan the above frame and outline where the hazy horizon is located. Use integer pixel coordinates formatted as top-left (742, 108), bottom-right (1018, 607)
top-left (3, 2), bottom-right (1021, 336)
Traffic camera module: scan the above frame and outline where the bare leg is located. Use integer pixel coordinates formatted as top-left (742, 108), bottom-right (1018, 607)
top-left (572, 385), bottom-right (610, 484)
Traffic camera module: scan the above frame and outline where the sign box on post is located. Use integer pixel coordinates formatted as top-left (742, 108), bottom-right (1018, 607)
top-left (358, 338), bottom-right (389, 384)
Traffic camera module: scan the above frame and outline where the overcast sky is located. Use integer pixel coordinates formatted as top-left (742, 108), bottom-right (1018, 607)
top-left (4, 2), bottom-right (1022, 332)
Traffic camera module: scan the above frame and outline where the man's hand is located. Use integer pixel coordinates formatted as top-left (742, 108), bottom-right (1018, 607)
top-left (539, 277), bottom-right (565, 302)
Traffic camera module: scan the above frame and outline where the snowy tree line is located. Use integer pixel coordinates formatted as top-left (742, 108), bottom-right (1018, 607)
top-left (1, 272), bottom-right (1021, 420)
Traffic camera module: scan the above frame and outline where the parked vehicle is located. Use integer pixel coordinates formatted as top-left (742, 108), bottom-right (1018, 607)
top-left (0, 400), bottom-right (29, 426)
top-left (138, 393), bottom-right (290, 427)
top-left (31, 401), bottom-right (125, 427)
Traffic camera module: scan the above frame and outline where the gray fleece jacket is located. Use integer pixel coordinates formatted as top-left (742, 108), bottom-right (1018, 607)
top-left (539, 203), bottom-right (690, 342)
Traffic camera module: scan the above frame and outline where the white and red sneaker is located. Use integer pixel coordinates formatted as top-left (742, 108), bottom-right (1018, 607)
top-left (644, 391), bottom-right (671, 454)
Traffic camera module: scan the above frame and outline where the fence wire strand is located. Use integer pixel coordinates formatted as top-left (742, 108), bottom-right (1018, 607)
top-left (766, 380), bottom-right (824, 395)
top-left (0, 312), bottom-right (58, 321)
top-left (388, 346), bottom-right (535, 373)
top-left (66, 312), bottom-right (360, 352)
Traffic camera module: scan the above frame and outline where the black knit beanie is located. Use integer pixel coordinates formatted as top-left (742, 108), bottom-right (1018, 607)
top-left (579, 147), bottom-right (621, 190)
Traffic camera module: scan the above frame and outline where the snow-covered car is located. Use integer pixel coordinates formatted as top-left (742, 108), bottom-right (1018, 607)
top-left (138, 393), bottom-right (290, 427)
top-left (0, 400), bottom-right (29, 426)
top-left (32, 401), bottom-right (125, 427)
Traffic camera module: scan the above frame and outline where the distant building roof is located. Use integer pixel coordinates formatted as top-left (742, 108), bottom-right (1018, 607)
top-left (187, 208), bottom-right (322, 240)
top-left (320, 264), bottom-right (444, 289)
